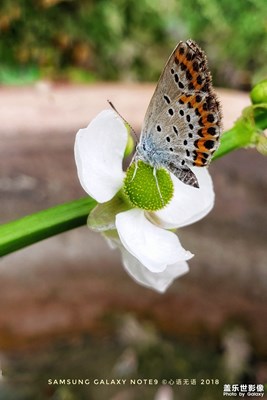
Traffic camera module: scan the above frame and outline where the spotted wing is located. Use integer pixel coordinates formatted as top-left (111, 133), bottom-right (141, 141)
top-left (141, 40), bottom-right (222, 185)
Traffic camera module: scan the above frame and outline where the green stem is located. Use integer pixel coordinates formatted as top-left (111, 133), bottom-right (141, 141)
top-left (213, 119), bottom-right (255, 160)
top-left (0, 197), bottom-right (96, 257)
top-left (0, 105), bottom-right (265, 257)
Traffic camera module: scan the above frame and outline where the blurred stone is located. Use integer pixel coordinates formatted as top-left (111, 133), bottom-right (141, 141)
top-left (154, 386), bottom-right (174, 400)
top-left (222, 328), bottom-right (252, 382)
top-left (112, 348), bottom-right (137, 377)
top-left (117, 315), bottom-right (159, 347)
top-left (0, 84), bottom-right (266, 356)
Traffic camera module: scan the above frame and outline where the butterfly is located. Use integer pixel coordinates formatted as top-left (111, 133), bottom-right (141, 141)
top-left (133, 39), bottom-right (222, 189)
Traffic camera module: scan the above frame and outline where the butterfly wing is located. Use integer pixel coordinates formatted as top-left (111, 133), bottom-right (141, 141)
top-left (139, 40), bottom-right (222, 187)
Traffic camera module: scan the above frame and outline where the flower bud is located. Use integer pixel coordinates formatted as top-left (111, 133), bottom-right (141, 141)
top-left (250, 79), bottom-right (267, 105)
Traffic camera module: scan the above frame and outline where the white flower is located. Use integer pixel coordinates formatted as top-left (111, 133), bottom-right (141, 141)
top-left (74, 110), bottom-right (215, 292)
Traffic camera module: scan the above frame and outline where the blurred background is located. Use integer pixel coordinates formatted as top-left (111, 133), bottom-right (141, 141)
top-left (1, 0), bottom-right (267, 88)
top-left (0, 1), bottom-right (267, 399)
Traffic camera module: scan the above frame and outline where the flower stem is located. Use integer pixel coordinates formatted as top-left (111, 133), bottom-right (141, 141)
top-left (1, 98), bottom-right (267, 257)
top-left (0, 197), bottom-right (96, 257)
top-left (212, 119), bottom-right (255, 160)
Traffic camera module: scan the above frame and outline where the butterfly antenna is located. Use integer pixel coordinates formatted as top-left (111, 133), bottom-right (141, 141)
top-left (107, 100), bottom-right (139, 143)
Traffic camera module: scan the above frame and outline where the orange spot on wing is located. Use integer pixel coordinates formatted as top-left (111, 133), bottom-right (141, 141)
top-left (197, 142), bottom-right (208, 152)
top-left (194, 153), bottom-right (206, 166)
top-left (195, 138), bottom-right (215, 152)
top-left (199, 132), bottom-right (216, 141)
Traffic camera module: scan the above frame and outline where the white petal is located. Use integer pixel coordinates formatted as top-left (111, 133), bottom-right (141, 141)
top-left (74, 109), bottom-right (127, 203)
top-left (151, 167), bottom-right (214, 229)
top-left (115, 209), bottom-right (193, 273)
top-left (121, 248), bottom-right (189, 293)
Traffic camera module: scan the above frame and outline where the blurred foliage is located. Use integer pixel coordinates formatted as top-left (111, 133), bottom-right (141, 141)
top-left (0, 0), bottom-right (266, 88)
top-left (0, 331), bottom-right (254, 400)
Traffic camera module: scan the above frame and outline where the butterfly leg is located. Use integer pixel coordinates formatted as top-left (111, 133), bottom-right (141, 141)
top-left (153, 167), bottom-right (165, 207)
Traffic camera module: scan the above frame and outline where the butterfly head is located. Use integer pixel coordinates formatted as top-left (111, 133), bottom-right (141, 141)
top-left (135, 137), bottom-right (164, 170)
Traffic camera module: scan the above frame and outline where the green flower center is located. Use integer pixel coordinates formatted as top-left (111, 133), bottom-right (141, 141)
top-left (123, 160), bottom-right (174, 211)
